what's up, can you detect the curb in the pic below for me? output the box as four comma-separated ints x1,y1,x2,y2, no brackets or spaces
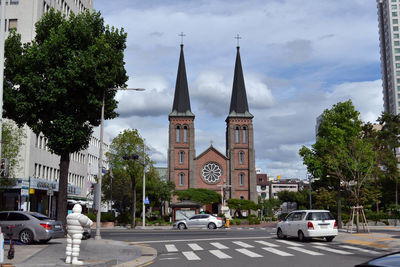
114,244,157,267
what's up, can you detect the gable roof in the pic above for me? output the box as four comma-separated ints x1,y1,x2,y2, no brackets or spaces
195,145,228,160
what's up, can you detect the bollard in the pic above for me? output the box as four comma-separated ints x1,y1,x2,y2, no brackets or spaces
225,219,230,228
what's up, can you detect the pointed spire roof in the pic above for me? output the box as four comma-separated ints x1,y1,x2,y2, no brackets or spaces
170,44,194,117
228,46,253,118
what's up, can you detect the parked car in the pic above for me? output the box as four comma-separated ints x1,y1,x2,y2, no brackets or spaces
173,214,224,230
354,251,400,266
0,211,64,244
276,210,338,242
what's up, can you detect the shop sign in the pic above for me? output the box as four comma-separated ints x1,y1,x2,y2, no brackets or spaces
67,184,81,195
47,189,54,196
21,188,29,196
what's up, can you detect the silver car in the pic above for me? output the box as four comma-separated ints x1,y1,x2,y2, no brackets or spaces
0,211,64,244
173,214,224,230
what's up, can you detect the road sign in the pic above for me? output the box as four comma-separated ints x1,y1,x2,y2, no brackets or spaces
144,196,149,205
47,189,53,196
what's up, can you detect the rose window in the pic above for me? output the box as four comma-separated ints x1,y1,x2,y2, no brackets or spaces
201,162,222,184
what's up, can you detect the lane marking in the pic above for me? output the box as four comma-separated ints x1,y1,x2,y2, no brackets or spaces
288,246,324,256
182,251,201,260
129,236,272,244
339,245,380,254
187,243,203,251
255,240,279,247
313,245,353,255
209,249,232,259
233,241,254,248
210,242,229,249
262,247,293,256
276,240,304,247
236,248,263,258
165,244,178,252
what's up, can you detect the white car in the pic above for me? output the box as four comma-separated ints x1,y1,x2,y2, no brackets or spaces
173,214,224,230
276,210,338,242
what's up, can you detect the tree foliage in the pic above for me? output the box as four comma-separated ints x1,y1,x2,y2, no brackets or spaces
4,9,128,224
174,188,221,205
227,198,259,217
2,120,25,178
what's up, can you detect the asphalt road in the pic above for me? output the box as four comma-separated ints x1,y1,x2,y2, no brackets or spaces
100,228,383,267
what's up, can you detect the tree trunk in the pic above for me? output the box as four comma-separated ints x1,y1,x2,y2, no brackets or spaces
337,179,342,229
57,151,70,228
375,176,379,213
131,175,136,229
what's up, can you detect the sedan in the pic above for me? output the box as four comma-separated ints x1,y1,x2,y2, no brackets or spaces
276,210,338,242
0,211,64,244
173,214,224,230
355,251,400,267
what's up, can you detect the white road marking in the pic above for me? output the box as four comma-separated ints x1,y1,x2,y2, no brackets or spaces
236,248,263,258
165,244,178,252
182,251,201,260
288,246,324,255
255,240,279,247
262,247,294,256
209,249,232,259
233,241,254,248
210,242,229,249
339,245,380,254
276,240,304,247
130,236,272,244
159,257,180,260
313,245,353,255
188,243,203,251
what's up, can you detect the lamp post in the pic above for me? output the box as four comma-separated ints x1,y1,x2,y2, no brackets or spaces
142,142,146,228
95,87,145,240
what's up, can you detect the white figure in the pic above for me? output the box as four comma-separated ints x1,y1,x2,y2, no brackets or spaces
65,204,93,265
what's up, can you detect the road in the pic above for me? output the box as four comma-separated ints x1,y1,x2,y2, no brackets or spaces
100,228,384,267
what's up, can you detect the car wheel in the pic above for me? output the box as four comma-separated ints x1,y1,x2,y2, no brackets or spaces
277,228,286,239
39,238,51,244
208,223,216,229
178,223,186,230
298,230,307,242
325,236,335,242
19,229,34,244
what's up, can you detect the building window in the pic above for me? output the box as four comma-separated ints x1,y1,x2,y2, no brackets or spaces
8,19,17,32
392,4,397,9
10,0,18,4
396,41,400,46
235,126,240,143
179,151,184,164
239,196,245,200
239,173,245,186
179,173,184,186
394,26,399,31
396,71,400,76
242,127,247,143
261,192,267,198
239,151,244,164
176,125,180,143
394,12,399,17
395,48,400,53
261,185,266,190
395,33,400,38
396,63,400,68
183,126,188,143
394,19,399,24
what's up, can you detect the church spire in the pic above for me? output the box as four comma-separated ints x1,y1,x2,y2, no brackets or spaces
228,45,253,118
170,43,194,117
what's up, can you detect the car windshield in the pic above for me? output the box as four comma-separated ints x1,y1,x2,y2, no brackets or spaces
306,212,334,221
30,212,50,221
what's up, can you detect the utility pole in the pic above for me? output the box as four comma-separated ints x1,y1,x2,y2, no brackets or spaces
0,0,6,165
142,142,146,228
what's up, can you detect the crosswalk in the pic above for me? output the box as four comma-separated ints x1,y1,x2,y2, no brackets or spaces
160,239,382,261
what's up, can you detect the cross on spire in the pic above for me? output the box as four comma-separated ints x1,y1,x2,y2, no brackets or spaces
179,32,186,45
234,34,242,47
210,140,214,146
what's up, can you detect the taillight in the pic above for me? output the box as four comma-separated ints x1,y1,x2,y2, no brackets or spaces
217,218,223,221
334,221,337,228
40,223,52,230
307,221,314,230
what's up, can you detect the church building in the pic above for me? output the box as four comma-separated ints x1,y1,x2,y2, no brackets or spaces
168,43,257,214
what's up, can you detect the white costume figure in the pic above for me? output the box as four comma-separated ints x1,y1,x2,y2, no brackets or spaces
65,204,93,265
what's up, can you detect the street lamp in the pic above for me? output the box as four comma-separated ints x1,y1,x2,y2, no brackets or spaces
95,87,145,240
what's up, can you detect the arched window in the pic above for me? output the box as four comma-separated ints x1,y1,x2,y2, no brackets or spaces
239,151,244,164
235,126,240,143
179,173,185,186
183,126,188,143
176,125,181,143
179,151,185,164
239,173,245,186
242,126,247,143
239,195,245,200
261,192,267,199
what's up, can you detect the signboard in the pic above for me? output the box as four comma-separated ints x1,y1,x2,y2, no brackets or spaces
21,189,29,197
144,196,149,205
47,189,53,196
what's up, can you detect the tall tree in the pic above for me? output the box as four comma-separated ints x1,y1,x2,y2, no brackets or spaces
3,9,128,225
1,120,25,178
174,188,221,205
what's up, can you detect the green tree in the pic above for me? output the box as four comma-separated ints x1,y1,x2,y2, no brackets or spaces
4,9,128,224
227,198,259,217
313,188,336,210
105,129,147,228
174,188,221,205
1,120,25,178
259,197,281,217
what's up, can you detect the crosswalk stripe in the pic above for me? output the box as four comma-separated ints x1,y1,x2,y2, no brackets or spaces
262,247,293,256
287,246,324,255
276,240,304,247
165,244,178,252
339,245,380,255
188,243,203,251
182,251,201,260
255,241,279,247
233,241,254,248
236,248,263,258
210,242,229,249
313,245,353,255
209,249,232,259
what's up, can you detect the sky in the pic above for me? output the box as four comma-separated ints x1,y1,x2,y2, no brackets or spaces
93,0,384,180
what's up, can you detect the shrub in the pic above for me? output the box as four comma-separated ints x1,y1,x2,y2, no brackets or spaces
248,217,260,225
116,212,131,225
101,212,116,222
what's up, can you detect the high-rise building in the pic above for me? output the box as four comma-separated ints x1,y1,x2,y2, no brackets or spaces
0,0,103,216
377,0,400,114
